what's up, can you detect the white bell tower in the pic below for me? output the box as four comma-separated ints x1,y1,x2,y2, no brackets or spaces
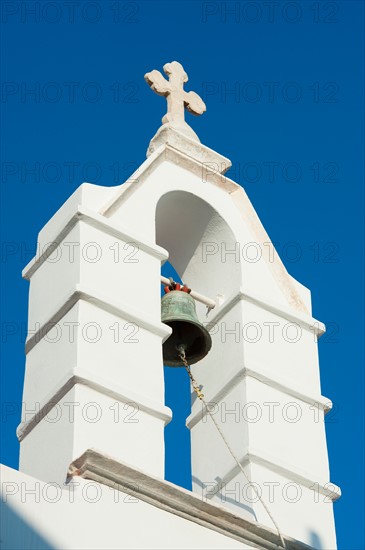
18,60,339,550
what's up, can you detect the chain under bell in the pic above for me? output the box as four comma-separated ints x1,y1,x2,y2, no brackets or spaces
161,289,212,367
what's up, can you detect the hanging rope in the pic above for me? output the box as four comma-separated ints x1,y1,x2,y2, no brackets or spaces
178,347,287,550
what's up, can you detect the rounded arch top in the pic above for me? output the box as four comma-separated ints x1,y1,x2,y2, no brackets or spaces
155,190,243,308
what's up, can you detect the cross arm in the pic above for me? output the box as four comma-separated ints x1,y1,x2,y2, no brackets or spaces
144,70,170,96
184,91,206,116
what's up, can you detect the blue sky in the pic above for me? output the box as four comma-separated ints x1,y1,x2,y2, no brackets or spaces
1,1,364,548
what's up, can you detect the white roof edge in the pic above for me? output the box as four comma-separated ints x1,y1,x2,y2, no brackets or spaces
68,448,314,550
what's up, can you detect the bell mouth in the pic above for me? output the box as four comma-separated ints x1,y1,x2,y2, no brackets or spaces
162,320,212,367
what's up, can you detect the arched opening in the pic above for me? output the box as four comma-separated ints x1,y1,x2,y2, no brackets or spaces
156,191,242,489
161,260,192,490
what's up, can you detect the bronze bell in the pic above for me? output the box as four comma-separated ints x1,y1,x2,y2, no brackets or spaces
161,286,212,367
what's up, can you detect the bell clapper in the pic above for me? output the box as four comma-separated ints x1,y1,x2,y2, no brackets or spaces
178,346,204,399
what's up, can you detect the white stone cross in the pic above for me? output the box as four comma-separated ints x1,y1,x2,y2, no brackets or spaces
145,61,206,129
